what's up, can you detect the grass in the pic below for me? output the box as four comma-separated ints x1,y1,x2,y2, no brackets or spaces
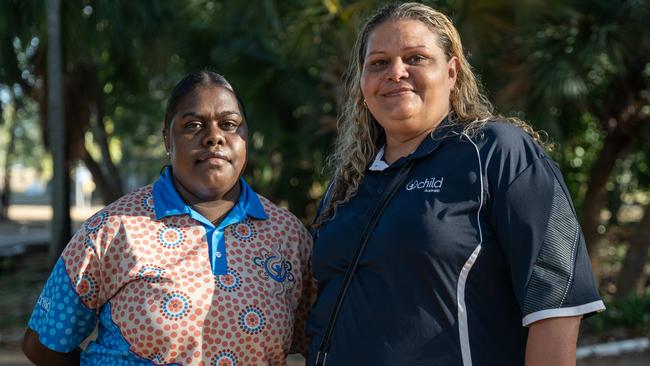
582,292,650,340
0,248,49,345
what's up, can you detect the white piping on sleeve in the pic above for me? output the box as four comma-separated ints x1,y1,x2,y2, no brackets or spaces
523,300,606,326
457,133,484,366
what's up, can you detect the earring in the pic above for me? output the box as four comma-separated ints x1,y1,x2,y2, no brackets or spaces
166,151,170,159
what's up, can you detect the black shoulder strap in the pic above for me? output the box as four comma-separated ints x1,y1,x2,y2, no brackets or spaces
314,160,415,366
310,179,335,241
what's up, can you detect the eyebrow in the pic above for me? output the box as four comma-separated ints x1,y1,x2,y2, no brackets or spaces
180,110,241,119
366,45,429,57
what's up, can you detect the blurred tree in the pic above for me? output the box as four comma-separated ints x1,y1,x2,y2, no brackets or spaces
498,0,650,278
616,203,650,299
0,93,19,221
0,0,179,206
47,0,70,261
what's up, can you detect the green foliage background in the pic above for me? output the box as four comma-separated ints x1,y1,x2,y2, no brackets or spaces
0,0,649,290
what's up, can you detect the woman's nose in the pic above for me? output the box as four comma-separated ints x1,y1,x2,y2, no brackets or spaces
203,123,225,146
386,58,409,81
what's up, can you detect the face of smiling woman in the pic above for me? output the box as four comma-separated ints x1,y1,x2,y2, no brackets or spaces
361,19,458,142
163,85,247,203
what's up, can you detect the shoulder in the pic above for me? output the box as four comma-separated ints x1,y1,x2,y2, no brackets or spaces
476,120,545,157
460,120,553,187
64,185,154,262
103,185,153,216
257,195,306,228
255,194,314,257
256,194,311,239
460,119,547,164
82,185,155,234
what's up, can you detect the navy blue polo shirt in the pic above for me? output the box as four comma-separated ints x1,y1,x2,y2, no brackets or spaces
307,120,604,366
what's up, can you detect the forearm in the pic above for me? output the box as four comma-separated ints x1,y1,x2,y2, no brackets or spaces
525,316,581,366
22,328,81,366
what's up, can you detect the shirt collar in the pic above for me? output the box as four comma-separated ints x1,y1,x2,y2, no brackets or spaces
368,115,458,172
368,146,390,171
152,166,268,224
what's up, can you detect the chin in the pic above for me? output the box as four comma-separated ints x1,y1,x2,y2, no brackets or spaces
378,112,417,126
210,176,240,190
386,104,419,118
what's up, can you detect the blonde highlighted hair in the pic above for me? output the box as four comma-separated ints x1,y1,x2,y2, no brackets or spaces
315,2,548,227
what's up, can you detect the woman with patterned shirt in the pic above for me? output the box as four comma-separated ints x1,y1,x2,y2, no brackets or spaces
22,71,316,366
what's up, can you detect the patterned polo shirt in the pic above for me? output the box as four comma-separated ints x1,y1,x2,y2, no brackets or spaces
28,167,315,366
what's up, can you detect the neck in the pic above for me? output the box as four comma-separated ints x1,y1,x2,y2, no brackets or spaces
382,113,449,164
383,128,432,165
173,177,241,224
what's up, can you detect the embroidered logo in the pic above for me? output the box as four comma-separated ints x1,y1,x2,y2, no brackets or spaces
252,246,295,295
406,176,444,193
36,295,50,313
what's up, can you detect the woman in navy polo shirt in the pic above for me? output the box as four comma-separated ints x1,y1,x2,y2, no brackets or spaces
308,3,604,366
23,71,316,365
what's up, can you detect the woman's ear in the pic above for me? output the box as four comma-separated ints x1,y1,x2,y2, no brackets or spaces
162,128,170,152
448,56,459,89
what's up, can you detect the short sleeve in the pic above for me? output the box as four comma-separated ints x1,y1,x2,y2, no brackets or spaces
290,226,318,355
27,225,101,352
490,156,605,326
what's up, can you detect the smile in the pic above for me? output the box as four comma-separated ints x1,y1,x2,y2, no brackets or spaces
381,88,415,97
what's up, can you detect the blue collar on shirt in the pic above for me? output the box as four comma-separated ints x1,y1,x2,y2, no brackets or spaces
152,166,268,226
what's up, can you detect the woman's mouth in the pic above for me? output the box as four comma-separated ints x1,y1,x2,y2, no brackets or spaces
381,87,415,97
198,151,230,165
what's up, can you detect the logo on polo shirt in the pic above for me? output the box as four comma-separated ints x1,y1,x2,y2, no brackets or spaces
406,176,444,193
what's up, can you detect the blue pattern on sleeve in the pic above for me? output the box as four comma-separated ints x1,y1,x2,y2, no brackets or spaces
82,303,162,365
27,258,97,352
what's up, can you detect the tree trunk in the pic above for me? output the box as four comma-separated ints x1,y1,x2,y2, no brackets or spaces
579,131,628,278
81,144,121,204
65,62,123,205
0,115,17,221
614,205,650,300
91,96,124,202
47,0,71,264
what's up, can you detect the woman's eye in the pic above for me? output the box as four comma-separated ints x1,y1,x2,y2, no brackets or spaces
220,120,239,131
185,121,202,129
406,55,426,64
367,59,387,68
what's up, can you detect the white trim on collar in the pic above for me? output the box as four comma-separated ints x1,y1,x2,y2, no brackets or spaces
369,146,389,171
